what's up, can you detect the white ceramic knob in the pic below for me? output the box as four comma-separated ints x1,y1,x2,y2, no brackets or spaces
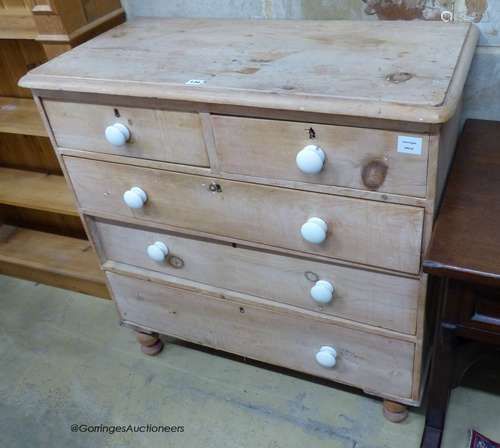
296,145,326,174
301,217,328,244
315,346,337,368
311,280,335,305
105,122,130,146
147,241,169,262
123,187,147,209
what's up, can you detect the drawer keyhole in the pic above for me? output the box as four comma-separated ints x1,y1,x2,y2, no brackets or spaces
209,182,222,193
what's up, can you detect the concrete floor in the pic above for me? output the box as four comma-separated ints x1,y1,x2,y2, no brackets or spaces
0,274,499,448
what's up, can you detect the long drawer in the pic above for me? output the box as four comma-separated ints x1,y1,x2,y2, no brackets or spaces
44,100,210,167
65,157,424,274
212,115,429,197
93,219,420,334
107,271,414,398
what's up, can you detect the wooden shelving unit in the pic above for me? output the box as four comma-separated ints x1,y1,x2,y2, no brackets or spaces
0,97,47,137
0,167,78,215
0,226,108,298
0,5,37,40
0,0,125,298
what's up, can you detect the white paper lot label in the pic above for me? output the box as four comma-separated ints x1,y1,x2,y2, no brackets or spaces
185,79,206,86
397,136,423,155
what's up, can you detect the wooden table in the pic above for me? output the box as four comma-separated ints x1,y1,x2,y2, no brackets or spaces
421,120,500,447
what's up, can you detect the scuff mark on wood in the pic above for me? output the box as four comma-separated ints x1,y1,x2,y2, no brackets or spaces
237,67,260,75
386,71,413,83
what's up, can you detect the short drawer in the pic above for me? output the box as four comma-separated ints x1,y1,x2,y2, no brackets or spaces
65,156,424,274
94,219,420,334
212,115,429,197
107,271,414,398
43,100,209,167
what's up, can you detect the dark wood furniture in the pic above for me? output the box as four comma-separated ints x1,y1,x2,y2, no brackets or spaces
421,119,500,448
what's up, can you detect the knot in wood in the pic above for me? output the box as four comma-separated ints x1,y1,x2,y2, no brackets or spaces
362,160,388,190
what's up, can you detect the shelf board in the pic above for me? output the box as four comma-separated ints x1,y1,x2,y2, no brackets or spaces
0,167,78,216
0,226,109,298
0,10,37,40
0,97,47,137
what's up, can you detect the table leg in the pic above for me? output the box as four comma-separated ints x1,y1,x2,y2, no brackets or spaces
421,324,457,448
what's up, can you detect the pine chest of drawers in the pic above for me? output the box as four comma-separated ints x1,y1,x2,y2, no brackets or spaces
21,18,478,420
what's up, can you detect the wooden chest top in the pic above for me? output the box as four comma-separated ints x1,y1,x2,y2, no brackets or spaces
20,18,478,123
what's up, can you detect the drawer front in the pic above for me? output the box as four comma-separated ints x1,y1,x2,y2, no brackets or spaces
94,219,419,334
107,271,414,398
212,115,429,197
44,100,210,167
66,157,424,274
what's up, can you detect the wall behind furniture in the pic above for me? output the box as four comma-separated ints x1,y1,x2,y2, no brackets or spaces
121,0,500,122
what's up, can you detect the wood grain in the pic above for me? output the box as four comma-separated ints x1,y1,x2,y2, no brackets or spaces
57,147,429,208
0,0,123,298
424,120,500,285
107,270,414,397
0,96,47,136
0,167,78,216
0,3,37,39
213,115,429,197
0,39,46,98
0,133,60,173
0,205,86,238
22,16,478,407
93,218,420,334
0,225,108,298
20,18,479,123
65,156,425,274
44,100,210,167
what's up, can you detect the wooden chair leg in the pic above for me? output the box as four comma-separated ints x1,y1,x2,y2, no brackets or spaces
135,330,164,356
383,400,409,423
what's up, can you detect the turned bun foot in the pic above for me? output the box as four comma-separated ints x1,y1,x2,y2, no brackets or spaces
135,331,164,356
383,400,408,423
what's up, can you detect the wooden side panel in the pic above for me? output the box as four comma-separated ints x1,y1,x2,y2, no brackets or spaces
0,0,37,40
44,100,210,167
64,156,425,274
51,0,87,34
213,115,429,197
0,205,86,238
0,39,46,98
0,97,47,137
93,218,420,334
107,270,415,398
0,1,123,296
0,133,59,173
435,105,462,210
45,0,123,35
82,0,122,23
0,0,33,11
0,167,78,216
